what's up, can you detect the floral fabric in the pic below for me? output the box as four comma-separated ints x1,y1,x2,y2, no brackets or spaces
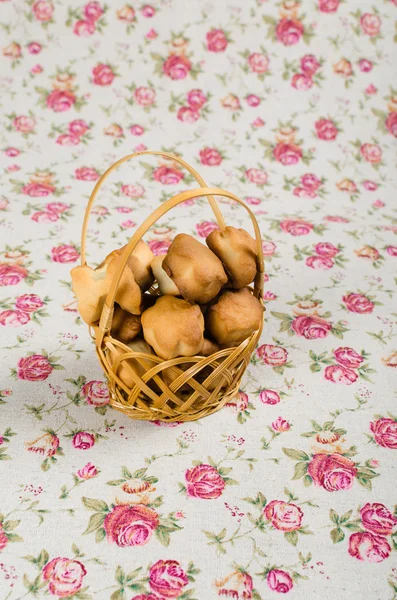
1,0,397,598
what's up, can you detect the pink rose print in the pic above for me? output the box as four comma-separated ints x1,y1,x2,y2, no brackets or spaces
141,5,155,18
301,54,320,75
265,500,303,531
0,310,30,326
84,1,104,21
187,89,207,109
196,221,219,237
13,115,36,133
385,113,397,137
32,0,54,22
273,143,303,165
46,202,70,214
248,52,269,73
32,211,58,223
280,219,313,235
130,124,144,136
199,147,222,166
306,255,334,269
315,118,338,140
206,29,228,52
73,19,96,36
5,147,20,156
46,90,76,112
257,344,288,366
360,143,382,164
315,242,339,257
26,432,60,457
260,389,281,405
121,184,145,198
302,174,322,192
148,240,172,255
245,168,268,185
92,63,115,86
292,73,313,90
324,365,358,385
0,264,28,286
333,347,363,369
22,182,55,197
149,560,188,598
246,94,261,107
262,241,276,256
276,19,304,46
308,453,357,491
215,571,253,598
15,294,43,312
51,245,79,263
0,524,8,552
291,315,332,339
318,0,339,12
77,462,98,479
81,380,109,406
104,504,159,546
75,167,99,181
163,54,191,80
72,432,95,450
185,464,225,499
386,246,397,256
177,107,199,123
131,596,158,600
153,165,184,185
359,59,373,72
360,503,397,536
271,417,290,432
134,86,156,106
42,558,87,596
28,42,42,54
267,569,293,593
18,355,53,381
348,532,391,563
227,391,249,412
342,293,374,314
56,134,80,147
370,418,397,449
360,13,381,36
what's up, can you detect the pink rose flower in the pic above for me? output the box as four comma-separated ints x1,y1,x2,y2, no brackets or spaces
141,5,155,17
31,64,43,74
153,165,184,185
244,196,261,206
291,315,332,339
51,245,79,263
13,115,36,133
267,569,293,593
363,180,377,191
115,206,132,213
246,94,261,107
342,293,374,314
0,199,9,210
15,294,43,313
301,54,320,75
121,220,136,229
273,143,302,165
370,418,397,449
324,364,358,385
163,54,191,80
360,503,397,536
42,558,87,596
315,118,338,140
82,380,109,406
263,290,277,301
257,344,288,366
360,13,381,36
334,347,364,369
293,187,316,199
84,1,103,22
314,241,339,257
31,211,57,224
206,29,228,52
187,89,207,109
5,147,20,157
28,42,42,54
365,84,377,95
386,246,397,256
199,147,222,166
246,168,268,185
291,73,313,90
104,504,159,546
252,117,264,128
146,29,157,40
360,143,382,164
0,263,28,286
121,183,145,198
92,63,114,86
0,525,8,552
77,462,98,479
148,239,172,255
73,19,95,36
26,432,59,457
259,389,280,405
373,200,384,208
276,18,304,45
308,453,357,491
280,219,313,236
185,464,225,499
130,124,144,136
359,59,372,72
18,354,53,381
248,52,269,73
131,596,158,600
271,418,291,433
0,310,30,327
22,182,55,197
348,532,390,563
306,255,334,269
46,202,70,214
32,0,53,22
46,90,76,112
196,221,219,237
385,112,397,138
265,500,302,530
75,167,99,181
72,431,95,450
177,106,200,123
56,134,80,146
226,391,249,412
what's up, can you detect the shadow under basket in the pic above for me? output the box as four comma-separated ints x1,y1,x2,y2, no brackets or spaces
81,150,265,422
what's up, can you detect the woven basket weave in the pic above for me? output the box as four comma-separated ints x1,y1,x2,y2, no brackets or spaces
80,151,264,422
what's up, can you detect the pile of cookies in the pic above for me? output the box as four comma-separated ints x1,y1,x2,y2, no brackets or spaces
71,226,264,387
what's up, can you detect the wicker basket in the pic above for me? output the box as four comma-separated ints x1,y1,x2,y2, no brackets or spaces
80,150,264,422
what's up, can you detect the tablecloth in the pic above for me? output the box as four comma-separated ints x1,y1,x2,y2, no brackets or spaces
1,0,397,598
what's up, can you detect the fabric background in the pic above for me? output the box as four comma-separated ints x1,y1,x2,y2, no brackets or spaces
1,0,397,598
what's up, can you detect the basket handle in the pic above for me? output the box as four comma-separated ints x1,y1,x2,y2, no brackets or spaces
98,186,265,336
80,150,226,265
